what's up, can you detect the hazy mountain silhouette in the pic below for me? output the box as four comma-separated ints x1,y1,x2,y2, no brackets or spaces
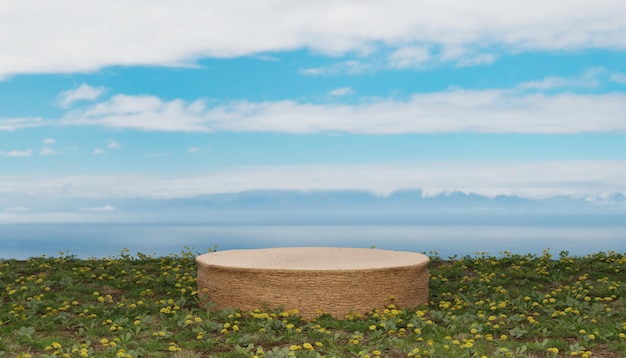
4,189,625,226
91,189,626,215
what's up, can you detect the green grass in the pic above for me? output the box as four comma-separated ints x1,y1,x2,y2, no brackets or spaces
1,248,625,357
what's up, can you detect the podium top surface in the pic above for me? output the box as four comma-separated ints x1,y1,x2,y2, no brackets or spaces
195,247,429,271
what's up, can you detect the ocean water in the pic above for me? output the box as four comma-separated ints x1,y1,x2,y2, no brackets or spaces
1,223,624,260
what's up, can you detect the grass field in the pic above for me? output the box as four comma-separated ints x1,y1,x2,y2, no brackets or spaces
1,247,625,357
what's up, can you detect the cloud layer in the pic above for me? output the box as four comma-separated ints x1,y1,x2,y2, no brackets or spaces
62,90,626,134
57,84,105,107
0,118,45,131
1,161,625,200
0,149,33,157
2,1,626,77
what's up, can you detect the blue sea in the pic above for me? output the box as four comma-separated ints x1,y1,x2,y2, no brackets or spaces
1,223,624,260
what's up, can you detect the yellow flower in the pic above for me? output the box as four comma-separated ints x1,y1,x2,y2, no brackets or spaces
302,342,313,350
547,347,559,354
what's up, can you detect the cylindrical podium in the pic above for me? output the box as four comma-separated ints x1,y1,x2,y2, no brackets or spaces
196,247,430,319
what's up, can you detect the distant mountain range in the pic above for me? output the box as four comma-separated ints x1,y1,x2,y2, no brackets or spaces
4,189,626,225
105,190,626,225
126,189,626,211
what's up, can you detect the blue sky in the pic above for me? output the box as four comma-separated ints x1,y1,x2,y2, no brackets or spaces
2,1,626,220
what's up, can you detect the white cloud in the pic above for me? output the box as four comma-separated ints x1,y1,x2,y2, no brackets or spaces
63,95,210,132
0,118,45,131
519,68,604,90
1,161,624,200
80,205,115,212
90,140,119,155
425,47,498,69
454,53,497,67
302,47,496,76
610,73,626,84
300,61,372,76
63,90,626,134
328,87,354,96
2,1,626,77
187,147,200,153
520,77,574,90
58,84,106,107
387,46,430,69
5,206,30,212
43,138,56,145
40,147,57,156
107,140,120,149
0,149,33,157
